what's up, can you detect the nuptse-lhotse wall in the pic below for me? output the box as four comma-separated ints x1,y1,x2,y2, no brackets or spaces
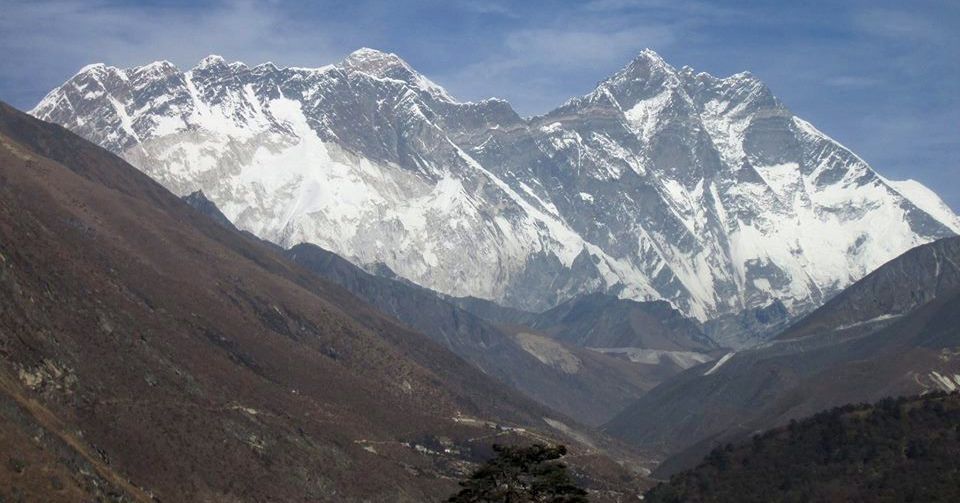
32,48,960,327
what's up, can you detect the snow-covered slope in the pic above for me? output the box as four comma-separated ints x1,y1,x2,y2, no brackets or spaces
31,48,960,329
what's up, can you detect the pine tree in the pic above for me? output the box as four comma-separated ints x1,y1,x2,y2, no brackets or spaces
448,443,589,502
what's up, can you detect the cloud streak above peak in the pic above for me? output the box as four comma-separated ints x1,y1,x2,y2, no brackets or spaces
1,0,957,210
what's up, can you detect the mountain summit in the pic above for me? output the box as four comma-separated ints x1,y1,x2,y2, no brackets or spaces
31,49,959,336
340,47,454,101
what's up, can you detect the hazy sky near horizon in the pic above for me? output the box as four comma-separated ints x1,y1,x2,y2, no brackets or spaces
1,0,957,210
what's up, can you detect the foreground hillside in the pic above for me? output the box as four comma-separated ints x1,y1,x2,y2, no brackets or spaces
645,392,960,502
0,101,644,501
284,242,686,426
181,191,698,427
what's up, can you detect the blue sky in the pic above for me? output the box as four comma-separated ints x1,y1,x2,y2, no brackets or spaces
1,0,957,210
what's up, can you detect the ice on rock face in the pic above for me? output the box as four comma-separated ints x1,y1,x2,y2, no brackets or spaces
197,54,227,69
341,48,454,102
30,49,960,326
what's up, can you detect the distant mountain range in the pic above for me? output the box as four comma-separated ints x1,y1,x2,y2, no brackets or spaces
604,235,960,475
31,49,960,347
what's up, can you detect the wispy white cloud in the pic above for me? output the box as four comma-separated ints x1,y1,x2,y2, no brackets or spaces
583,0,745,20
454,0,519,18
501,26,675,68
824,75,881,89
428,0,759,113
436,16,678,114
854,8,956,45
0,0,338,106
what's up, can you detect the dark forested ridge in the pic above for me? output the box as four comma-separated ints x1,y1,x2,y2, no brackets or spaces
645,392,960,502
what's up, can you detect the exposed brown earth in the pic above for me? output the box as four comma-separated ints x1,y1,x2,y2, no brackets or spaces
280,241,671,427
0,102,648,501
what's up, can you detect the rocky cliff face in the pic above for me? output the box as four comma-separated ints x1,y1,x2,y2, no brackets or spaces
31,48,960,326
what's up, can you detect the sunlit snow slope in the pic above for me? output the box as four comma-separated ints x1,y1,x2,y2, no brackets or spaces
32,48,960,326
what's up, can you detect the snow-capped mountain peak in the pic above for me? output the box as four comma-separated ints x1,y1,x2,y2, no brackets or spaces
31,49,960,337
197,54,227,69
341,47,454,101
342,47,411,75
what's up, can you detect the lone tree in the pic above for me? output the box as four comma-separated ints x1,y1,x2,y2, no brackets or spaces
448,443,589,502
